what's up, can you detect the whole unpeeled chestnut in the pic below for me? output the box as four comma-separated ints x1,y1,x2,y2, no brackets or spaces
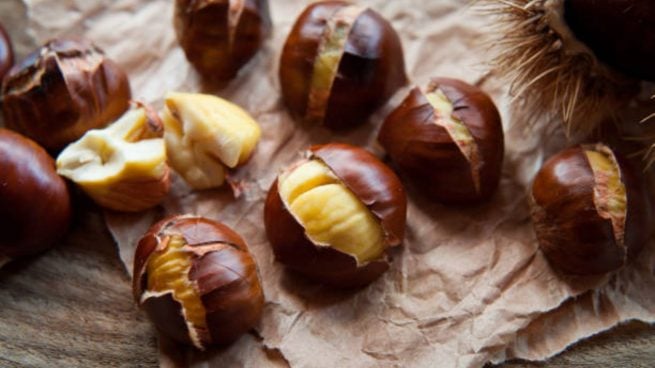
0,23,13,82
280,1,407,129
0,128,71,263
378,78,504,204
133,215,264,349
174,0,271,81
530,144,651,276
264,143,407,288
1,38,131,151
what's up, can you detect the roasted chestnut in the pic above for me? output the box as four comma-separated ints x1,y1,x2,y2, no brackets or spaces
279,1,407,129
174,0,271,81
264,143,407,287
378,78,504,204
0,128,71,263
133,215,264,349
530,144,651,276
0,23,13,82
56,102,171,212
1,38,131,151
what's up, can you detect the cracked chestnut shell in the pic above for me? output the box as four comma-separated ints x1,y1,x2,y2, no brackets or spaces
378,78,504,204
280,0,407,129
264,143,407,288
174,0,271,81
530,144,651,275
0,23,13,82
0,128,71,262
1,38,131,151
133,215,264,349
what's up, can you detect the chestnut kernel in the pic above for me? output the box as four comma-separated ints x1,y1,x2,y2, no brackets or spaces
0,23,14,82
280,1,407,129
1,38,131,151
133,215,264,349
56,102,171,212
174,0,271,81
264,143,407,288
378,78,504,204
530,144,651,276
0,128,72,263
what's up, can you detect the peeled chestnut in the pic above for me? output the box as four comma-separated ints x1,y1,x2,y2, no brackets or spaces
0,23,13,82
280,1,407,129
174,0,271,81
378,78,504,204
133,215,264,349
0,128,71,263
264,143,407,287
530,144,651,276
1,38,131,151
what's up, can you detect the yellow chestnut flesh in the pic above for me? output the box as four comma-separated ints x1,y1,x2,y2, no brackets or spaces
278,160,385,264
162,92,261,190
426,88,480,193
584,147,626,245
146,235,207,347
306,5,366,123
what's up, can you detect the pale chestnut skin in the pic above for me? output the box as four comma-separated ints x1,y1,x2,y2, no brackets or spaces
280,1,407,129
0,23,13,81
264,143,407,288
0,128,72,262
56,102,170,212
133,215,264,349
531,144,652,276
1,38,131,151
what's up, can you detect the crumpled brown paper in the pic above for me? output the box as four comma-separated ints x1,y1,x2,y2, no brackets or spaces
23,0,655,367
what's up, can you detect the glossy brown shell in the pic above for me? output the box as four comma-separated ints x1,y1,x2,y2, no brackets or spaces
133,215,264,348
174,0,271,80
0,128,72,259
378,78,504,204
530,146,651,275
564,0,655,81
1,38,131,151
264,143,407,288
279,1,407,129
0,23,13,82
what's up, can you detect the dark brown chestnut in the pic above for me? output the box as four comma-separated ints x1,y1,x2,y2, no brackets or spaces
0,23,13,82
1,38,131,151
264,143,407,288
174,0,271,81
133,215,264,349
378,78,504,204
279,1,407,129
0,128,72,263
530,144,651,276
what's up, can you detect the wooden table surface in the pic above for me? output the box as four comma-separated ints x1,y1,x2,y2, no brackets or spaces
1,2,654,367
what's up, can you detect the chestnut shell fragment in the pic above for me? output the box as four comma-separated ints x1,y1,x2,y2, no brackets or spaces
0,23,13,82
1,38,131,151
530,146,651,275
264,143,407,288
133,215,264,348
280,1,407,129
378,78,504,204
0,128,71,260
174,0,271,81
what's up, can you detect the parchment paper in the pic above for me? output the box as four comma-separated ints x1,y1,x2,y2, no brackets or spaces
22,0,655,367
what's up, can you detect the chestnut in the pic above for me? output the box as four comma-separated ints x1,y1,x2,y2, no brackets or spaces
133,215,264,349
174,0,271,81
1,38,131,151
0,23,13,82
0,128,72,263
279,1,407,129
530,144,651,276
378,78,504,204
264,143,407,288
